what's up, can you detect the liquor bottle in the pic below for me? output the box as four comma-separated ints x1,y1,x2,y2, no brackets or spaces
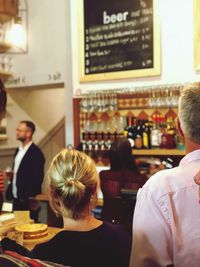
134,120,143,149
81,132,87,151
124,116,133,139
165,121,176,149
93,132,99,151
147,122,152,149
105,132,112,150
97,132,102,149
143,120,151,149
87,132,93,151
159,123,169,148
100,132,105,151
131,117,137,144
151,122,159,148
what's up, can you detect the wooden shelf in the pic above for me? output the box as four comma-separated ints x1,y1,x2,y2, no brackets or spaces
78,148,185,157
0,41,11,52
0,13,13,22
132,149,186,156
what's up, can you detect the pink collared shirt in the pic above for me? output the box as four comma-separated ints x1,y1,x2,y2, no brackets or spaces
130,149,200,267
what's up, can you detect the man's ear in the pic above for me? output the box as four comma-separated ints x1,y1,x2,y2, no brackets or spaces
176,117,184,137
26,130,32,139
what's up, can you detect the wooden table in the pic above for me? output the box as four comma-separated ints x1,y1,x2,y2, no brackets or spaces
4,226,63,250
0,211,34,239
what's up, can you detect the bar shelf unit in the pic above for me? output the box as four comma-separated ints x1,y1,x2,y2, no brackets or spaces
73,84,186,167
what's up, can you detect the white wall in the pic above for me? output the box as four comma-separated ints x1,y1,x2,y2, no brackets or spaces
1,87,65,149
71,0,200,95
5,0,67,87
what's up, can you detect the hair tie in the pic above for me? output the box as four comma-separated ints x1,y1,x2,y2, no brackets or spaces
65,178,74,186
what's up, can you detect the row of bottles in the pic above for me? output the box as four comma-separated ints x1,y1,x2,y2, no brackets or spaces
124,116,178,149
124,117,151,149
79,116,183,152
79,131,121,152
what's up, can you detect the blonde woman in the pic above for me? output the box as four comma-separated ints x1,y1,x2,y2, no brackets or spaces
2,149,131,267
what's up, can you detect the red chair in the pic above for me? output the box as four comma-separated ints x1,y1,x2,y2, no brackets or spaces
100,171,143,232
100,176,123,224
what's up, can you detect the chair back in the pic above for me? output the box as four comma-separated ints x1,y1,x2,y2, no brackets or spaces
101,178,121,199
100,171,141,232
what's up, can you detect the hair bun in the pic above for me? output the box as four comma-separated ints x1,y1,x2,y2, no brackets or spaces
49,148,99,219
65,178,74,187
64,178,85,192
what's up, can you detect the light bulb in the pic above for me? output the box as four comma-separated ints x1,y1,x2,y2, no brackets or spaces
6,21,26,48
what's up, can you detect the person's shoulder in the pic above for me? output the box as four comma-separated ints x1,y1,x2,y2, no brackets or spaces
142,167,180,197
147,167,179,185
30,143,40,150
30,143,44,156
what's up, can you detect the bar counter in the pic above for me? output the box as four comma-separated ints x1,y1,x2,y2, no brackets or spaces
132,148,185,156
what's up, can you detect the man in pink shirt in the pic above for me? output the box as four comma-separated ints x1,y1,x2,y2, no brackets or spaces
129,83,200,267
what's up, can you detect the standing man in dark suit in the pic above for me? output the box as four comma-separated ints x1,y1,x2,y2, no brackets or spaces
6,120,45,222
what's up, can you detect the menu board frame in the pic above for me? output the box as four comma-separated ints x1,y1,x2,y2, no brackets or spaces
79,0,160,82
194,0,200,70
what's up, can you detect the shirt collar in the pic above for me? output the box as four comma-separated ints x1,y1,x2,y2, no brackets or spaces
19,141,33,151
179,149,200,166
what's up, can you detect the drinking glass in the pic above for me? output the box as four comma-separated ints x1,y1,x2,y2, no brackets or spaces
4,166,13,180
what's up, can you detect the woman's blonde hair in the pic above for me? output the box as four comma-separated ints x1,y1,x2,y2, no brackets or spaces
48,149,99,219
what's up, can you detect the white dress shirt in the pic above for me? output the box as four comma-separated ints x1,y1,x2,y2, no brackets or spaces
12,142,32,198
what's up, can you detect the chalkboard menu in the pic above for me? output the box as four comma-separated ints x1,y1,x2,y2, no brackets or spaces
79,0,160,82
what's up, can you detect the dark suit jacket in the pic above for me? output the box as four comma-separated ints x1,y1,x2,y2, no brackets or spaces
6,143,45,201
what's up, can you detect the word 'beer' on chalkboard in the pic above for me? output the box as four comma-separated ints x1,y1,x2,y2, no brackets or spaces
79,0,160,82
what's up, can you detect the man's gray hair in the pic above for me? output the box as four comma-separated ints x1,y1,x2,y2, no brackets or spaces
179,82,200,144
